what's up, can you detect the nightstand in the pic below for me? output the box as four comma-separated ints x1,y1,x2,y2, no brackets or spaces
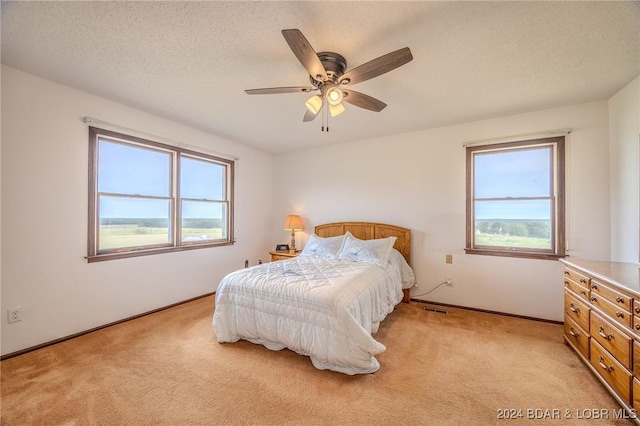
269,251,299,262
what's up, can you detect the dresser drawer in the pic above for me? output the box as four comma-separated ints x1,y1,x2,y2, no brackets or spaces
590,292,632,329
590,339,632,404
633,316,640,334
271,254,291,261
269,251,299,262
590,311,632,369
633,300,640,334
635,342,640,377
634,378,640,414
565,290,590,332
590,279,632,312
564,278,590,302
564,315,589,359
563,268,591,289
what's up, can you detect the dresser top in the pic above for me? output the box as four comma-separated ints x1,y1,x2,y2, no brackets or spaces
561,258,640,295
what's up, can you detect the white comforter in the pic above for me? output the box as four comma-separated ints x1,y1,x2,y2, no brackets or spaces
213,253,412,375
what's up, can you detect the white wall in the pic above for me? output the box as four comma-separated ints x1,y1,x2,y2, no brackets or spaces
1,66,273,355
609,76,640,264
273,101,611,321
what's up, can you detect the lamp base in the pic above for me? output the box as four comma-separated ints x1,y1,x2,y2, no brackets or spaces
290,231,296,253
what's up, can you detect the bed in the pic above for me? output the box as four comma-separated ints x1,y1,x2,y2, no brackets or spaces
212,222,415,375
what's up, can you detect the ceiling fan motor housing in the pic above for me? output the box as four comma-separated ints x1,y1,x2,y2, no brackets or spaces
310,52,347,87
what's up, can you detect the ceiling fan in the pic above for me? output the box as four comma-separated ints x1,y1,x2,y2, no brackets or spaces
245,29,413,126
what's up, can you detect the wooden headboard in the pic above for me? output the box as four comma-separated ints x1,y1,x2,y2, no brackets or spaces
315,221,411,266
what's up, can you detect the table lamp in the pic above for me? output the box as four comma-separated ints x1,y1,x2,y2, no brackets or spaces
283,214,303,253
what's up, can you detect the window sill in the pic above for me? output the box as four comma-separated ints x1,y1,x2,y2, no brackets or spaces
87,241,234,263
464,248,565,261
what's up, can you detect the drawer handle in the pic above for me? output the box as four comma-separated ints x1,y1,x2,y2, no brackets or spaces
591,296,598,302
580,278,587,284
616,311,625,318
598,356,614,372
580,290,587,296
635,324,640,330
598,326,613,340
564,271,570,276
591,284,598,290
568,327,580,338
569,303,580,313
564,280,570,286
636,307,640,314
616,297,624,303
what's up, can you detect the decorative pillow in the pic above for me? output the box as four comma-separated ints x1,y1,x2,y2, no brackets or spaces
337,233,397,267
299,233,345,259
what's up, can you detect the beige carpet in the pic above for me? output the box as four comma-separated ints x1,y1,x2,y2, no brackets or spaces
0,295,631,425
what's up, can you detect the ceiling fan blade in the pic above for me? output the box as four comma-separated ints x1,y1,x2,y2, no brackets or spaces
342,89,387,112
282,29,327,82
245,86,315,95
338,47,413,86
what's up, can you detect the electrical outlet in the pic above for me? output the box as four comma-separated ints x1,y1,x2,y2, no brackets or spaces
445,276,453,286
7,307,23,323
445,254,453,264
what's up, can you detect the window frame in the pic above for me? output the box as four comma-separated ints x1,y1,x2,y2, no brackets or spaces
465,136,565,260
87,127,234,262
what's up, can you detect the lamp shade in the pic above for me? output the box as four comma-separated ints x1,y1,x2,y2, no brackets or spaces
283,214,303,231
305,95,323,115
329,102,345,117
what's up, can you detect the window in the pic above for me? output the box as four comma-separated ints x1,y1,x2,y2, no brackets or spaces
465,136,565,259
88,127,234,262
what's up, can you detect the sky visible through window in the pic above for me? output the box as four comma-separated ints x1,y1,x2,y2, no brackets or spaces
98,140,224,220
474,146,552,221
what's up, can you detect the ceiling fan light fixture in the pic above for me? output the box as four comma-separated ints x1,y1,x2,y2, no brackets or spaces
326,87,343,106
305,95,323,114
329,102,345,117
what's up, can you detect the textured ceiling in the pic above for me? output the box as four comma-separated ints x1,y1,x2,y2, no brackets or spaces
2,1,639,154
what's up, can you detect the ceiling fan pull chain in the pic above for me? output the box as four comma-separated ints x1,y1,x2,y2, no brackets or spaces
326,104,331,132
321,103,326,132
327,105,330,132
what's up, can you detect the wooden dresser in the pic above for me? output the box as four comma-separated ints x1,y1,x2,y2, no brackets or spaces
562,258,640,419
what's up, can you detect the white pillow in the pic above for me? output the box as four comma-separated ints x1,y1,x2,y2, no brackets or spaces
299,233,345,259
337,233,397,267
